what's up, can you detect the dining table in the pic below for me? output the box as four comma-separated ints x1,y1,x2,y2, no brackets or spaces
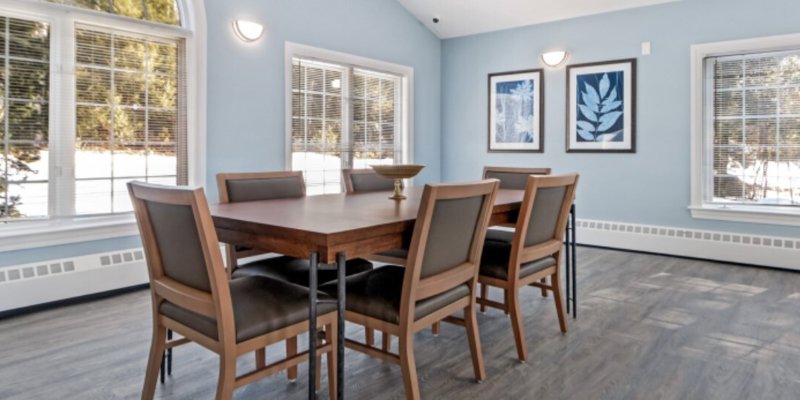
209,186,577,399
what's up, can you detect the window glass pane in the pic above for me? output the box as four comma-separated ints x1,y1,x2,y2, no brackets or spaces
50,0,181,26
1,17,49,220
75,27,183,215
709,50,800,206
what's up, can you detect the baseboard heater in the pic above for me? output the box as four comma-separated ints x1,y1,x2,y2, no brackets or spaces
1,219,798,315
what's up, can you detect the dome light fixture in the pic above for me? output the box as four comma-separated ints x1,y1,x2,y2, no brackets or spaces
541,50,568,67
233,20,264,42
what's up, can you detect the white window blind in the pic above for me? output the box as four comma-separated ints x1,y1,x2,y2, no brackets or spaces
291,57,402,195
74,26,186,215
707,50,800,207
0,16,50,219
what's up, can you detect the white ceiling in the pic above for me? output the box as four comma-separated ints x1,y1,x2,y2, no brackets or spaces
397,0,679,39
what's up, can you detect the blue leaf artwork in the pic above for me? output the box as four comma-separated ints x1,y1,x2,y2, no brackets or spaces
495,79,535,144
575,71,624,142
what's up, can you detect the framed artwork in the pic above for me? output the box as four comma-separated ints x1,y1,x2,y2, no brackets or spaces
488,69,544,152
566,58,636,153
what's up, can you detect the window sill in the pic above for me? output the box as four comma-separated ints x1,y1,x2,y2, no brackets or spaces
689,204,800,227
0,214,140,253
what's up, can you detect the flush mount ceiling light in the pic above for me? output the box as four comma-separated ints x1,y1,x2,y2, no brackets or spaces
541,50,568,67
233,20,264,42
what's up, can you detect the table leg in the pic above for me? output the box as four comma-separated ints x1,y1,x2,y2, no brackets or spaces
308,252,319,400
565,214,572,315
571,205,577,320
336,252,346,400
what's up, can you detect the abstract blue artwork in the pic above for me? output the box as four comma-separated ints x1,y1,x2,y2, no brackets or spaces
567,59,636,152
489,69,543,152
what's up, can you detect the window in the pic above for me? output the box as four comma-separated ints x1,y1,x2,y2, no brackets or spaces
287,44,411,195
0,0,191,222
691,34,800,226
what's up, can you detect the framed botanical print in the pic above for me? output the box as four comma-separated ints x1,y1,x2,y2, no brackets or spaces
488,69,544,152
566,59,636,153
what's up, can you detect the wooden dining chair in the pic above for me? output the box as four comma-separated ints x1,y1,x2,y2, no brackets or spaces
321,179,499,400
476,174,579,362
128,181,338,400
216,171,374,285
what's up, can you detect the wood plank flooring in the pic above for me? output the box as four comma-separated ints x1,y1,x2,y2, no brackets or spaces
1,247,799,399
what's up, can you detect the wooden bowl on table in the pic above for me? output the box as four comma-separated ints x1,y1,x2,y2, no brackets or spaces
370,164,425,200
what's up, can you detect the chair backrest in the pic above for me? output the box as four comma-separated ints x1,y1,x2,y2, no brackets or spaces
482,166,551,190
400,180,499,321
509,174,579,276
342,168,397,193
128,181,235,343
216,171,306,203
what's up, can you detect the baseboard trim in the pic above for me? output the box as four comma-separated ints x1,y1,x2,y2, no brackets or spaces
0,284,149,320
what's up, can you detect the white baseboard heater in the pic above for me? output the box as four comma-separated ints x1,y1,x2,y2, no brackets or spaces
1,219,798,314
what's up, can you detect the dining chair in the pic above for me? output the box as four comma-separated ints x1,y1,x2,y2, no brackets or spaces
216,171,374,285
476,174,579,362
217,170,373,382
341,168,409,265
321,179,499,400
128,181,338,400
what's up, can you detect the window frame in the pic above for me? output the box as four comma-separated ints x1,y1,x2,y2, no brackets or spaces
283,41,414,190
690,32,800,227
0,0,206,252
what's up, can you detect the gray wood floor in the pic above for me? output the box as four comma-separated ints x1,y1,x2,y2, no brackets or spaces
2,247,799,400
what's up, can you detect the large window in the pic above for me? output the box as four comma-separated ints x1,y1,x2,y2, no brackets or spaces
0,0,189,221
691,34,800,225
289,47,409,195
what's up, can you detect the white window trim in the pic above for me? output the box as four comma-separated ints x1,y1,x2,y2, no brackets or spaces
283,42,414,172
689,32,800,227
0,0,207,252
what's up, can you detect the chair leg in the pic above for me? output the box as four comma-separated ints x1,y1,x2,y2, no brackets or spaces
366,327,375,347
464,303,486,382
316,328,324,392
286,336,298,382
551,272,568,334
327,323,338,400
432,322,440,336
399,332,421,400
480,283,487,313
215,352,237,400
382,332,391,353
508,288,528,362
142,325,167,400
540,277,549,297
255,348,266,369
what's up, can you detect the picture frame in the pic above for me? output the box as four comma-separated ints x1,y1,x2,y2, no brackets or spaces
488,68,544,152
566,58,636,153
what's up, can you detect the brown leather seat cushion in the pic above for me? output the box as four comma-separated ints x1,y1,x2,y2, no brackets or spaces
160,276,335,343
319,266,470,324
374,248,409,259
481,230,556,281
232,256,374,287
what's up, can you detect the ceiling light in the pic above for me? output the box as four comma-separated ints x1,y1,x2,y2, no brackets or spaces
233,20,264,42
541,50,568,67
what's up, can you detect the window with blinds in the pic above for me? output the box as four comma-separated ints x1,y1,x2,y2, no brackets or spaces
707,50,800,207
75,27,186,214
291,57,402,195
0,17,50,219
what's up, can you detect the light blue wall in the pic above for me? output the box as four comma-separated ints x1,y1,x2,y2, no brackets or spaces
205,0,442,200
0,0,440,267
441,0,800,238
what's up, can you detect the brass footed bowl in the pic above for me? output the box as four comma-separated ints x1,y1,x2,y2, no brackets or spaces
371,164,425,200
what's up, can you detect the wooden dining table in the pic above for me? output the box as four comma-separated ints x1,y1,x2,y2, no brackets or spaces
208,186,577,399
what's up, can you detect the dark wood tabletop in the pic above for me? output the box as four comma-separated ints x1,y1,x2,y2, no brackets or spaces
210,186,524,263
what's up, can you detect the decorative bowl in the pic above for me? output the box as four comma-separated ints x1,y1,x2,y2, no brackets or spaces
370,164,425,200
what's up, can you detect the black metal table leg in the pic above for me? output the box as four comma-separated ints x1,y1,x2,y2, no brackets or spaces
565,212,572,315
167,329,173,375
308,252,319,400
336,252,346,400
570,205,577,319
